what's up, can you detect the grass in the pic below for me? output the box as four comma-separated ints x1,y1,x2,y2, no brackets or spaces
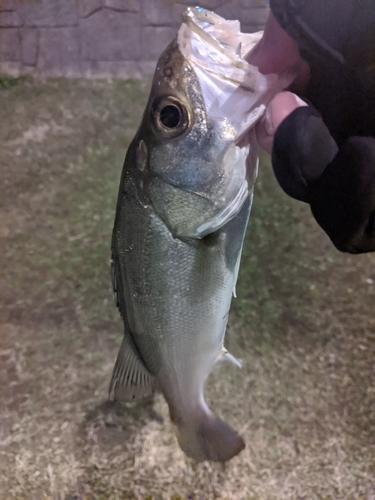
0,75,29,90
0,77,374,499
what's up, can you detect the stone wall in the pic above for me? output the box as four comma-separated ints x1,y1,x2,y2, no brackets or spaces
0,0,269,78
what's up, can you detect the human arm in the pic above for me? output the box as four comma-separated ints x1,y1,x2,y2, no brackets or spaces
248,0,375,253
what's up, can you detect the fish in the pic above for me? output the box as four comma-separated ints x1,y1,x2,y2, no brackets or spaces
109,7,279,462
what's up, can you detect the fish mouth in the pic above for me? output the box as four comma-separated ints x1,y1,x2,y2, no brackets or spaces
178,7,285,141
181,6,262,86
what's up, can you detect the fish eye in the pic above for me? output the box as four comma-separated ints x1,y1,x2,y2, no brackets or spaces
159,104,181,128
152,97,190,138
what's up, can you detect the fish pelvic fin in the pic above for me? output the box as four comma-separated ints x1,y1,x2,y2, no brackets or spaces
109,333,155,403
215,346,242,368
174,409,245,463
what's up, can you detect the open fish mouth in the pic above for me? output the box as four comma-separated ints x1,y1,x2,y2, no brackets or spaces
178,6,280,133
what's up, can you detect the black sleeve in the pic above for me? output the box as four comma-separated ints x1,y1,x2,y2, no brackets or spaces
269,0,375,253
272,107,375,254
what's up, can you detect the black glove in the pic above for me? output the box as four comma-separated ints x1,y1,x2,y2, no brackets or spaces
272,107,375,253
270,0,375,253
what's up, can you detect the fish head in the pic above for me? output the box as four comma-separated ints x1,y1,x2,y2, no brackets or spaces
131,39,254,238
130,8,276,238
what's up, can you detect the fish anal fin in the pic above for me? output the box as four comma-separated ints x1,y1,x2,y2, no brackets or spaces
109,332,155,403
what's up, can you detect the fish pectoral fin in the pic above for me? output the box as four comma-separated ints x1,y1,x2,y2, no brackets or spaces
109,333,155,403
215,346,242,368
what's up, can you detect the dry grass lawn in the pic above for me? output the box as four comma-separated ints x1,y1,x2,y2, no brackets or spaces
0,77,374,499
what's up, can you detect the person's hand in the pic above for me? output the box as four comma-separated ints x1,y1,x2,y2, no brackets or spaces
247,7,375,254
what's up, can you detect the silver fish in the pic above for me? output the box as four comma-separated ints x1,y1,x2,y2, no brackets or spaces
109,9,268,462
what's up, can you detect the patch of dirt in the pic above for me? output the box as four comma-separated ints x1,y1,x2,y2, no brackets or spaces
0,78,374,499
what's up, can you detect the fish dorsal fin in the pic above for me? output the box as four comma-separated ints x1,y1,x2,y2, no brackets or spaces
109,332,155,403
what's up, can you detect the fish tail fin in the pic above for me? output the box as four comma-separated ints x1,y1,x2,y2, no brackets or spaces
174,408,245,463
